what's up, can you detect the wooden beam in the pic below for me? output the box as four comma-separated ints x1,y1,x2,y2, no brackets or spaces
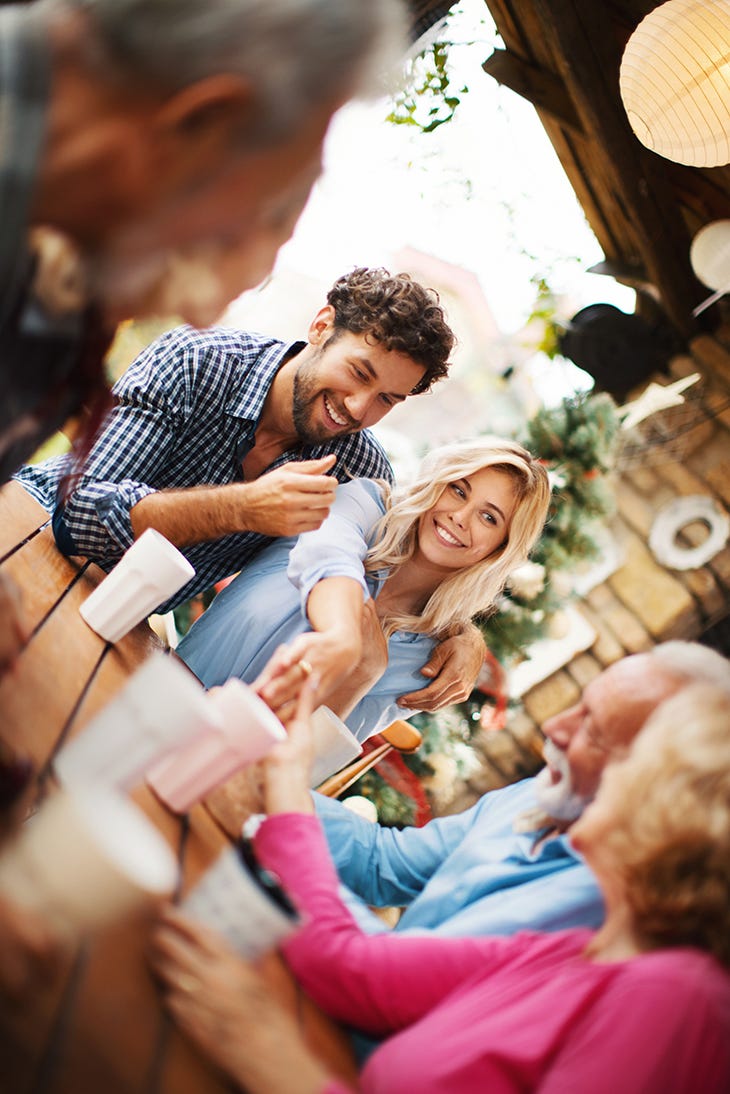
482,48,584,134
527,0,706,337
587,257,652,291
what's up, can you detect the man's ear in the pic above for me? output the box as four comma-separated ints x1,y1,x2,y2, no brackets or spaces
308,305,336,345
154,74,254,169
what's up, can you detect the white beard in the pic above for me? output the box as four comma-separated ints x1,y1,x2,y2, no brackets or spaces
533,739,592,822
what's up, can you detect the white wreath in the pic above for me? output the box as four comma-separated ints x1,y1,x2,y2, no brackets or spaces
649,495,729,571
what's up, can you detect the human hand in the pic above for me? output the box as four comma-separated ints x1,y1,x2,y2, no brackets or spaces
254,629,360,723
149,907,330,1094
0,573,28,676
397,624,486,712
237,456,338,537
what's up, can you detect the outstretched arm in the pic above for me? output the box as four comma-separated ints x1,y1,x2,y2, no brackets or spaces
397,622,485,712
56,328,338,563
256,576,365,718
314,790,483,909
256,479,386,718
150,688,503,1094
321,599,388,719
256,693,501,1034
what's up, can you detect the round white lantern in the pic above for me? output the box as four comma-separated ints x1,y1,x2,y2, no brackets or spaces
689,220,730,290
619,0,730,167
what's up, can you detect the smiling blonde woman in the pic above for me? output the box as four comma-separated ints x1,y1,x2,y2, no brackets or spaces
177,437,550,741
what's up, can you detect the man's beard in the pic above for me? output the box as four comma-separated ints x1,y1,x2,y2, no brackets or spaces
292,358,354,445
291,365,324,444
533,739,592,822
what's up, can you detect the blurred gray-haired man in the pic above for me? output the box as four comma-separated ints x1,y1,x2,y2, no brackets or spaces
0,0,406,670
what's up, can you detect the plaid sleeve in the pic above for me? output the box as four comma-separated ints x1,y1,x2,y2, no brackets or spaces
59,327,197,561
332,429,394,486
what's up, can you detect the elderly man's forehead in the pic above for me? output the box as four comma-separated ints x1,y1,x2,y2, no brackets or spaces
590,654,682,748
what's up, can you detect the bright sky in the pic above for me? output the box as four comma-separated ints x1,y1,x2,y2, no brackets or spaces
226,0,635,404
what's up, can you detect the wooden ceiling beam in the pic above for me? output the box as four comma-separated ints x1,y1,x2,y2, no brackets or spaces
482,48,584,134
524,0,706,337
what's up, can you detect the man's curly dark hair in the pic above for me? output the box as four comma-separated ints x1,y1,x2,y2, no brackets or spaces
325,267,454,394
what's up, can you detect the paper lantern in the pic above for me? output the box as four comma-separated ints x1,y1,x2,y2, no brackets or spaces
619,0,730,167
689,219,730,289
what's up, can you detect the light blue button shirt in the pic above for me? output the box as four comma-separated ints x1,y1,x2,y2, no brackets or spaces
178,478,434,742
315,777,604,936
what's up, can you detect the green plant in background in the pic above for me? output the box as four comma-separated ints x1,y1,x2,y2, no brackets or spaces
522,276,563,360
351,391,621,825
387,39,468,134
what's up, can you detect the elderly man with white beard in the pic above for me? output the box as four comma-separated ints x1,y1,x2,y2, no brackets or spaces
313,641,730,938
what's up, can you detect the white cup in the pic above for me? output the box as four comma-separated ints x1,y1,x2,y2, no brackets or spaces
0,787,178,939
182,843,300,959
146,679,287,814
309,706,362,788
54,652,219,792
79,528,195,643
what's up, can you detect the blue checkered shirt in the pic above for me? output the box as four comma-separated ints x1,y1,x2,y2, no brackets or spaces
16,324,393,611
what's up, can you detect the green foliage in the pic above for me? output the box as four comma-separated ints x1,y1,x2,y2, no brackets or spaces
408,705,480,774
387,40,468,134
476,586,562,668
352,773,417,828
523,277,562,359
525,391,619,475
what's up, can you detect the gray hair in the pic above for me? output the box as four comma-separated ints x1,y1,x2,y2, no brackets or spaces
649,641,730,691
45,0,407,145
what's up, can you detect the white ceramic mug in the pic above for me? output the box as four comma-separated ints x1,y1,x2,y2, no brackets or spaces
0,787,178,939
54,652,218,792
309,706,363,787
80,528,195,643
146,679,287,814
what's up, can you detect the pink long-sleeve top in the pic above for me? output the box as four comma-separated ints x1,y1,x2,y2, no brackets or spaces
254,814,730,1094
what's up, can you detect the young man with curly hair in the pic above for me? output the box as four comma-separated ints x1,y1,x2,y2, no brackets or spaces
17,267,486,711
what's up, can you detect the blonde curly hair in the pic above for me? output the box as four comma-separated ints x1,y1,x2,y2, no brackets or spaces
365,437,551,638
604,684,730,968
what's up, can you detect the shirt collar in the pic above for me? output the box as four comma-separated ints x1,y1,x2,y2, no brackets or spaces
224,338,305,422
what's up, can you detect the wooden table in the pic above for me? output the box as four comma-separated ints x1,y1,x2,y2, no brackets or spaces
0,481,358,1094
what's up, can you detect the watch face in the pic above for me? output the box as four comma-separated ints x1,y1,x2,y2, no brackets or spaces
236,836,300,922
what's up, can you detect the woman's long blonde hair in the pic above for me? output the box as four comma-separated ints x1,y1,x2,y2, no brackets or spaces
365,437,551,637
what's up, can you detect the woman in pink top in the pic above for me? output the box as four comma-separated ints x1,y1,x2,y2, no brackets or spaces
149,683,730,1093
